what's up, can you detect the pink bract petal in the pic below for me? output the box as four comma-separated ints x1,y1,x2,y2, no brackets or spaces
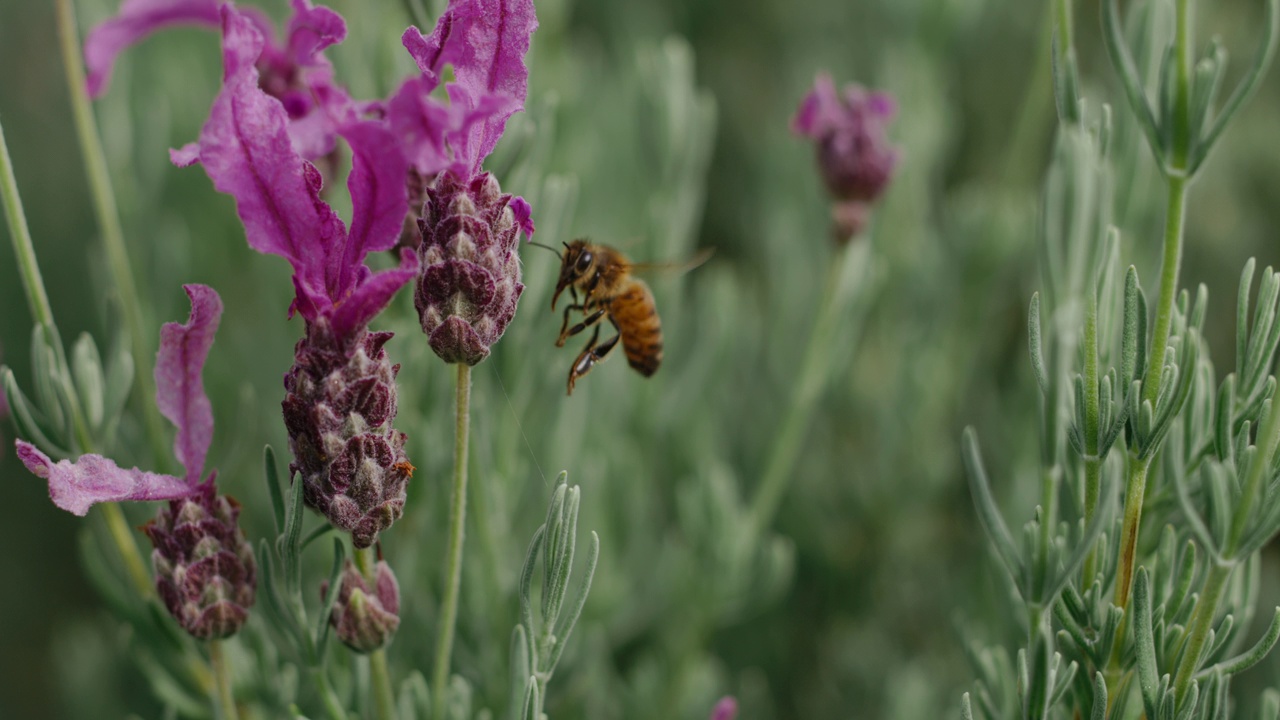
510,195,534,239
16,441,195,516
84,0,220,98
330,249,420,341
338,120,410,291
155,284,222,483
284,0,346,65
191,5,346,318
791,72,840,139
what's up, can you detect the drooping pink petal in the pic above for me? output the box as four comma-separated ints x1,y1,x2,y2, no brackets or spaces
188,5,346,318
329,249,420,341
337,120,410,293
443,82,522,176
284,0,347,65
17,441,195,516
386,75,454,176
791,72,841,139
84,0,221,98
155,285,222,483
509,195,534,239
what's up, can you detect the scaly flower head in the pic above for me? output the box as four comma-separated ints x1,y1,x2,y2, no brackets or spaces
86,0,352,159
15,286,257,639
388,0,538,364
792,73,898,240
174,5,416,547
324,559,401,653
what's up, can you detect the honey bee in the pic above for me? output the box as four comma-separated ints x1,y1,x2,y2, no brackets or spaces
545,239,711,395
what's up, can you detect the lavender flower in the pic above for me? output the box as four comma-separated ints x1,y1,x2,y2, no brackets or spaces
175,6,416,548
15,286,256,638
87,0,353,160
792,73,898,241
709,697,738,720
387,0,538,365
324,559,401,653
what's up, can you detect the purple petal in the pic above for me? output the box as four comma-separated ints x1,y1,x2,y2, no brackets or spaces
510,195,534,239
337,120,410,292
284,0,347,65
709,697,738,720
186,6,346,317
443,83,522,176
84,0,220,98
791,72,840,139
16,441,194,516
387,75,454,176
445,0,538,172
329,249,419,340
155,284,222,483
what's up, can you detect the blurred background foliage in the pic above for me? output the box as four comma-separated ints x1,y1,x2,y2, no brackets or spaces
3,0,1280,717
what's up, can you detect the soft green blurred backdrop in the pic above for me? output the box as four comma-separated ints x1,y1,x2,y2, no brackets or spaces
3,0,1280,717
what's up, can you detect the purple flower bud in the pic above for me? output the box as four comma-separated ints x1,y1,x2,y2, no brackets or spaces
325,559,401,653
414,170,526,365
709,696,738,720
283,318,412,549
793,73,898,241
143,481,256,640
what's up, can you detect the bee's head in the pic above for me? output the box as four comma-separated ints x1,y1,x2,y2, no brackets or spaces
552,239,595,310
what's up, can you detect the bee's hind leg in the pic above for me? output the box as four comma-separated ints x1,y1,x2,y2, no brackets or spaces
567,327,621,395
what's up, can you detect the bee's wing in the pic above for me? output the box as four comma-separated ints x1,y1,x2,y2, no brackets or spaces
630,247,715,276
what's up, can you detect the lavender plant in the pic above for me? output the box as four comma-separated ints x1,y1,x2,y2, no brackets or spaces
963,0,1280,717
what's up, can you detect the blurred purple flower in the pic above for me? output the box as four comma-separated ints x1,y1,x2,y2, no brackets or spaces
16,285,223,513
86,0,353,159
391,0,538,364
175,5,416,547
710,696,738,720
792,73,898,240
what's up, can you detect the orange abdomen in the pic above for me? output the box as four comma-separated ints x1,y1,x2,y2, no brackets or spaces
610,280,663,376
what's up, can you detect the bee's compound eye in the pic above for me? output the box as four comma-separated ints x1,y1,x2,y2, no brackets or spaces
576,251,593,272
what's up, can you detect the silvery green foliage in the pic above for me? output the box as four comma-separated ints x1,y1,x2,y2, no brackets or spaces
962,1,1280,718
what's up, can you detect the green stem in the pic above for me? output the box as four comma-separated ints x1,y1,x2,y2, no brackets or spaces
311,668,350,720
0,119,53,328
1113,453,1150,609
1172,561,1232,705
1141,174,1189,407
745,240,870,546
355,547,396,720
433,362,472,720
1171,0,1195,168
54,0,169,469
209,639,240,720
2,117,157,601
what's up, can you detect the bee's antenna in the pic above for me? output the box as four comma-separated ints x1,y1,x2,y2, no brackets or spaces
526,241,563,259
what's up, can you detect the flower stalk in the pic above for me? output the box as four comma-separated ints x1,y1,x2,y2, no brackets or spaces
54,0,169,470
209,639,240,720
354,547,396,720
433,362,472,719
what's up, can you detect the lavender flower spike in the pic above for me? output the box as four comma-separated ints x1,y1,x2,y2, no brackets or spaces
178,5,417,547
391,0,538,365
792,73,899,241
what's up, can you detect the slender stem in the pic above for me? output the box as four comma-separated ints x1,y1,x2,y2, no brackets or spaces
102,503,154,597
354,547,396,720
1171,0,1195,169
1054,0,1074,53
54,0,169,469
311,668,350,720
1112,453,1150,608
433,362,472,720
0,119,54,328
209,639,240,720
1141,174,1190,406
745,240,870,546
1172,561,1232,704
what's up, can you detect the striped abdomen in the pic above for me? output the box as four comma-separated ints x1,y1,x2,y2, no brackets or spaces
610,280,663,377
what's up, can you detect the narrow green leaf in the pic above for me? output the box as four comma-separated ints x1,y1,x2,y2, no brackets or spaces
548,531,599,674
1215,375,1236,461
508,626,531,720
1029,293,1049,395
314,538,346,662
518,526,546,640
1239,259,1259,380
70,333,104,430
1134,567,1161,717
961,693,974,720
1191,0,1280,173
961,428,1024,593
1102,0,1165,162
265,446,286,539
1090,671,1108,720
1197,607,1280,680
2,367,69,458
